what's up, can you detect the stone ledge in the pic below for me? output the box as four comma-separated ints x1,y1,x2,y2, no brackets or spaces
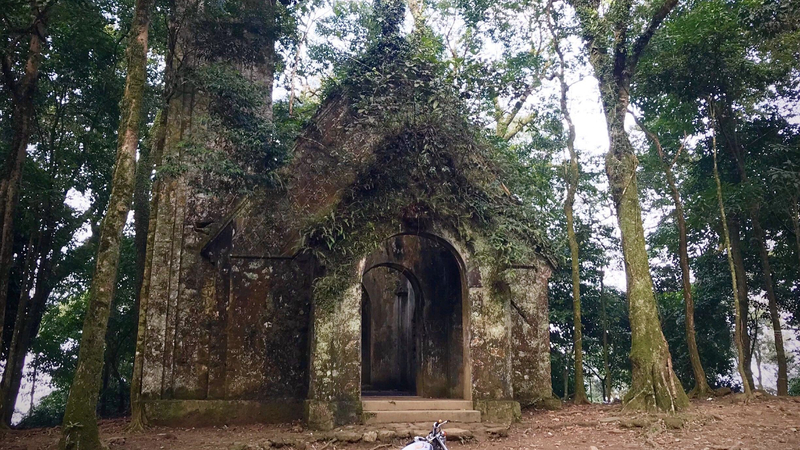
144,399,304,427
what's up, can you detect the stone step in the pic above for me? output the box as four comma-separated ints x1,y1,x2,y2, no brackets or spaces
362,399,474,412
363,409,481,424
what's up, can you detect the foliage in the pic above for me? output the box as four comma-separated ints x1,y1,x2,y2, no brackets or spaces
179,63,289,192
301,27,556,308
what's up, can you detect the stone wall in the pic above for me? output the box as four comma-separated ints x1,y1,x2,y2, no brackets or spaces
139,215,553,428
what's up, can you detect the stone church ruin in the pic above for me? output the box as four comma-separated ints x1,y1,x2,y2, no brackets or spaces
134,30,556,430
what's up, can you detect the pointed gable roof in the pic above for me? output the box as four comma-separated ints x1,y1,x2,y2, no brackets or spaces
202,34,555,268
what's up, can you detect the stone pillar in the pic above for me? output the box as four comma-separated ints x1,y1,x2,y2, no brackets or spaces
306,262,364,430
468,265,520,423
507,263,554,407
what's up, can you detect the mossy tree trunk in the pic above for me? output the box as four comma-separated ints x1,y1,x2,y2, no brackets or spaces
709,115,752,400
549,11,588,405
633,117,711,397
792,197,800,272
569,0,688,412
713,99,787,396
727,216,754,390
600,273,611,402
59,0,154,447
607,122,687,411
0,9,48,355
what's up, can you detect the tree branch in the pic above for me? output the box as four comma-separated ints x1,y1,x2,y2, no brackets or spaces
628,0,679,71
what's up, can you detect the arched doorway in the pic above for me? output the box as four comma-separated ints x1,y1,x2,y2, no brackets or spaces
360,234,466,399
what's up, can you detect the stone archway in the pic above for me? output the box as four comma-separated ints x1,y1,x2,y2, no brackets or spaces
360,234,467,400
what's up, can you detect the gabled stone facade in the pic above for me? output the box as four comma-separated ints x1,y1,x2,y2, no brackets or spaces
135,36,555,431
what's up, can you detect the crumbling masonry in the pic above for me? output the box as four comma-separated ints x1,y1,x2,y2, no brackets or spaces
135,35,555,431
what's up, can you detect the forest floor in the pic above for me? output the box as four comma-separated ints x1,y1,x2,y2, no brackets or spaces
2,394,799,450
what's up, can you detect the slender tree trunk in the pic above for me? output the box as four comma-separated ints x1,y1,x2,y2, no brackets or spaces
133,135,151,307
750,214,788,395
111,360,125,415
568,0,684,414
0,201,56,426
714,101,787,396
600,376,606,402
127,105,154,428
551,19,588,405
563,351,569,400
0,234,36,427
0,259,53,426
789,199,800,271
755,344,763,391
752,319,763,390
600,273,611,402
59,0,153,447
634,118,711,396
29,360,37,412
710,114,752,400
792,197,800,271
0,18,47,354
727,217,754,390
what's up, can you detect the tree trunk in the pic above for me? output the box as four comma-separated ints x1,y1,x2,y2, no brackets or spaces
0,255,53,426
600,274,611,402
714,100,787,396
600,86,688,411
133,131,151,308
566,0,686,410
710,116,752,399
552,22,589,405
563,352,569,400
59,0,153,447
0,234,36,427
792,197,800,271
727,216,754,390
755,344,763,391
0,201,55,426
0,18,47,354
749,212,788,395
29,360,37,412
634,118,711,396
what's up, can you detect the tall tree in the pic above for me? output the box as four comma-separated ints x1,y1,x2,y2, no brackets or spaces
59,0,154,446
709,108,752,400
566,0,688,411
712,97,788,396
547,4,588,405
0,0,54,354
633,116,712,396
633,0,800,393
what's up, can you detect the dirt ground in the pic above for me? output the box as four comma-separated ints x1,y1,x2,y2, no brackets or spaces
2,395,799,450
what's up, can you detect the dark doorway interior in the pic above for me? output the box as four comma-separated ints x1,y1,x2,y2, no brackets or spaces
361,267,417,395
360,234,464,399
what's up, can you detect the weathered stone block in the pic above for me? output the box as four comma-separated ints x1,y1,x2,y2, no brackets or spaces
474,400,521,423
